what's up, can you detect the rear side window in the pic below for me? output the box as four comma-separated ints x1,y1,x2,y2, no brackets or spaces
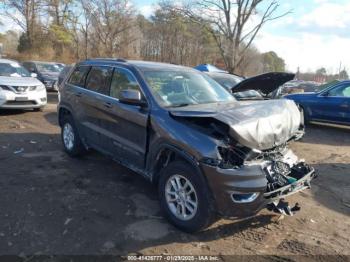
85,66,113,95
110,68,141,99
68,66,91,87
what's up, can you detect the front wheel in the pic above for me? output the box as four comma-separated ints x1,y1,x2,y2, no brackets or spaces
158,161,214,233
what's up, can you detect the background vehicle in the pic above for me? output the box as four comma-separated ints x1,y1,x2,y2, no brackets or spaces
58,65,73,86
285,80,350,125
0,59,47,110
278,80,321,96
22,61,63,91
58,59,314,232
55,63,66,71
194,64,227,73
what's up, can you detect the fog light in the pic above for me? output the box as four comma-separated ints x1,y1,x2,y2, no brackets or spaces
231,192,259,203
41,98,47,102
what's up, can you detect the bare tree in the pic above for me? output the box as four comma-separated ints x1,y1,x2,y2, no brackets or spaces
88,0,136,57
1,0,43,49
166,0,290,73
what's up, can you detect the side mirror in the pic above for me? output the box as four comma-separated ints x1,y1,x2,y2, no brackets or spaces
31,73,37,78
119,89,147,106
321,91,329,97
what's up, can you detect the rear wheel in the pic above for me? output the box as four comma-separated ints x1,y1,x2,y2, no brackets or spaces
158,161,214,233
61,115,86,157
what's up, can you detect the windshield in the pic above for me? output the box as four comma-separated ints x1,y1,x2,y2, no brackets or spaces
0,63,31,77
142,70,236,107
36,63,61,73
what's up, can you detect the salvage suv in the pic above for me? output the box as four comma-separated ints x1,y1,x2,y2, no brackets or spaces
58,59,316,232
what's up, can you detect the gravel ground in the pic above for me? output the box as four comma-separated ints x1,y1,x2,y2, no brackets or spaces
0,93,349,258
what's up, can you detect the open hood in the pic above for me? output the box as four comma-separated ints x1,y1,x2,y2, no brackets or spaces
232,72,295,96
169,100,302,150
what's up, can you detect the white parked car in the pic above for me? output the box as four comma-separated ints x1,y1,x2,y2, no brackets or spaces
0,59,47,111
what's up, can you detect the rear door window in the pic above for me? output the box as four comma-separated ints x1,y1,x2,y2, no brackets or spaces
68,66,91,87
85,66,113,95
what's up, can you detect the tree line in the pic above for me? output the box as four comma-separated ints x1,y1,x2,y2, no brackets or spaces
0,0,288,76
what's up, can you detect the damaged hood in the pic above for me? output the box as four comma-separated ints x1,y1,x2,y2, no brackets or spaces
232,72,295,96
170,100,302,150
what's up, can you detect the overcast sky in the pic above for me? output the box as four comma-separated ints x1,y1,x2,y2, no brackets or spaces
1,0,349,73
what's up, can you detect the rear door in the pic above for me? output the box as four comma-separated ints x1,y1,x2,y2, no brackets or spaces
315,83,350,124
78,66,113,149
65,65,91,134
99,67,149,170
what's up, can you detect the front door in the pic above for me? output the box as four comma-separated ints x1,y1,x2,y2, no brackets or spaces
316,83,350,124
99,67,149,170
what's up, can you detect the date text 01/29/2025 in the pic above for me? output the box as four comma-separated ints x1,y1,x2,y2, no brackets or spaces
127,255,220,261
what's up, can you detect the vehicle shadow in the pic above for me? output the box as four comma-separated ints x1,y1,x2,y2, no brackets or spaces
0,109,31,116
43,111,59,126
0,131,349,255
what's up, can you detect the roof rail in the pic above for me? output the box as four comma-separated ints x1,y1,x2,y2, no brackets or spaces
85,58,127,63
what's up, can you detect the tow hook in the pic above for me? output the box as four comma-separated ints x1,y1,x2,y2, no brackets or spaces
267,199,301,216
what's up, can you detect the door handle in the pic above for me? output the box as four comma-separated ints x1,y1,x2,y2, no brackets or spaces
74,92,82,97
103,102,112,109
340,104,349,108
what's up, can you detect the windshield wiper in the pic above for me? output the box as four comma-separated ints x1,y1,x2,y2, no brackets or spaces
171,103,191,108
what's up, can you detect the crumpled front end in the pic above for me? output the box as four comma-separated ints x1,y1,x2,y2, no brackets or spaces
215,99,304,150
201,144,316,218
169,99,313,218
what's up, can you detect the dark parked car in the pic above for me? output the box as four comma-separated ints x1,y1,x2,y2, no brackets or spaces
23,61,63,91
58,65,73,86
285,80,350,126
58,59,315,232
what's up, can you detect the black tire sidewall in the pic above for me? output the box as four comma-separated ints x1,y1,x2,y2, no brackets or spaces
158,161,212,233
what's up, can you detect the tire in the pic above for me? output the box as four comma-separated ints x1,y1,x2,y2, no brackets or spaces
299,105,309,125
33,107,44,112
61,114,86,157
158,161,214,233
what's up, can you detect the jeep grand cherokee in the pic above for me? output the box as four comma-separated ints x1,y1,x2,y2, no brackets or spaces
58,59,315,232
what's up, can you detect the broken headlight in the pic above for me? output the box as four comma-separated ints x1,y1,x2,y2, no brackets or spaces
0,85,11,91
218,145,259,168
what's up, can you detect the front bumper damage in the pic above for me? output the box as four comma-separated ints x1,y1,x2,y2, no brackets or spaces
201,149,316,218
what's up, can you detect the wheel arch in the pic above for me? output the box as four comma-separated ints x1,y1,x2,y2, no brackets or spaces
148,143,202,185
58,106,73,127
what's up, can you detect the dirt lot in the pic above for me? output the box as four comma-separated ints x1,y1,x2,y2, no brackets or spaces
0,93,349,258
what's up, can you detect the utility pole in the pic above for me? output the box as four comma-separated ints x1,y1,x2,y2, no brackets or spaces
296,66,300,80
